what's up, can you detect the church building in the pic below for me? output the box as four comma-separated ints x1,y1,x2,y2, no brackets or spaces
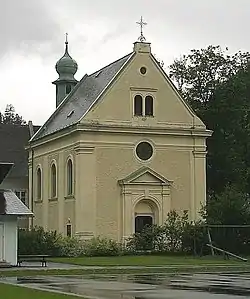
28,28,212,241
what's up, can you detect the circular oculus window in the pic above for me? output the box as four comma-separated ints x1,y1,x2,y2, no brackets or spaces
136,142,153,161
140,66,147,75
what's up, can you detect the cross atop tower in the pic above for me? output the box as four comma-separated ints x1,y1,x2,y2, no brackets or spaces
136,16,147,42
65,32,68,45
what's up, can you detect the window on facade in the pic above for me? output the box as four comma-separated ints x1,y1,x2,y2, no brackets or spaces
15,191,26,204
37,168,42,199
136,142,154,161
134,95,143,116
66,224,72,237
67,159,73,195
51,163,57,198
66,84,71,94
145,95,154,116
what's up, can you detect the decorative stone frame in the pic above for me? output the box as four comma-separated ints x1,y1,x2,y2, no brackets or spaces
118,166,173,242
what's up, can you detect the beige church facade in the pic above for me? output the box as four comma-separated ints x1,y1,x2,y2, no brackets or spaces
28,39,212,241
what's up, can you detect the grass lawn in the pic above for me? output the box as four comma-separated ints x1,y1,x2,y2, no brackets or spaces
0,283,82,299
50,255,247,266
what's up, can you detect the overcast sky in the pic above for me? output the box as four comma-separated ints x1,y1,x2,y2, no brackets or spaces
0,0,249,125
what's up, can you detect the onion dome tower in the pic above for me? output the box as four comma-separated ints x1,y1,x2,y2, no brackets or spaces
52,34,78,107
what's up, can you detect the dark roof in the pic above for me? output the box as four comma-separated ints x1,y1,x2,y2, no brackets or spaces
0,163,13,184
32,52,134,141
0,124,40,178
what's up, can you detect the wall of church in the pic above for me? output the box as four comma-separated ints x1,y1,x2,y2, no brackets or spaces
75,131,207,241
29,124,207,241
29,134,78,236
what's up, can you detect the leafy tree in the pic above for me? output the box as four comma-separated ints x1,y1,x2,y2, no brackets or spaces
1,104,26,125
169,45,249,114
169,45,250,226
203,185,250,225
205,67,250,194
169,46,250,194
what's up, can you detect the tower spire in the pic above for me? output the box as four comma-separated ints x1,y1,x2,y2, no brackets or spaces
52,34,78,107
65,32,69,54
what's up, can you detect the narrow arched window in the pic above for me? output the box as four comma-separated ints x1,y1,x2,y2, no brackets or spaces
145,95,153,116
134,95,143,116
67,159,73,195
37,168,42,199
51,163,57,198
66,84,71,94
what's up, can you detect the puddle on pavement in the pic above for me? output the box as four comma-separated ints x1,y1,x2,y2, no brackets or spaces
2,273,250,298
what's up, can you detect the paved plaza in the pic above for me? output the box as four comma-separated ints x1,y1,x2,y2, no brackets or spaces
2,272,250,298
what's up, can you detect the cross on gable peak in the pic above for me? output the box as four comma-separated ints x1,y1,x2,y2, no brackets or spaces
136,16,147,42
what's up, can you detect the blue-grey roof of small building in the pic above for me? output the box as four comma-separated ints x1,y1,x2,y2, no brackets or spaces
33,52,134,141
0,189,33,216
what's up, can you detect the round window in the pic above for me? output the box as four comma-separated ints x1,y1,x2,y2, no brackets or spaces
136,142,153,161
140,66,147,75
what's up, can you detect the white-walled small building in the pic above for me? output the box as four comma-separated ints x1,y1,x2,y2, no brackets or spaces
0,163,33,266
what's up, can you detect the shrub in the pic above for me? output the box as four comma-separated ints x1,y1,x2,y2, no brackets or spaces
18,226,62,256
58,236,85,257
18,227,123,257
126,210,206,255
83,236,122,256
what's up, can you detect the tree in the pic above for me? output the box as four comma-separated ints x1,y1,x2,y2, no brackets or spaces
204,67,250,194
169,45,249,114
1,104,26,125
169,45,250,227
169,46,250,194
203,185,250,225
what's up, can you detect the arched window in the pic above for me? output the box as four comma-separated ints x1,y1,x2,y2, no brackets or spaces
66,84,71,94
37,167,42,199
145,95,153,116
51,163,57,198
67,159,73,195
134,95,143,116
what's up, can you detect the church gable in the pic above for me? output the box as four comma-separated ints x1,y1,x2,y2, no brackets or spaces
119,166,173,186
32,40,207,143
82,42,205,129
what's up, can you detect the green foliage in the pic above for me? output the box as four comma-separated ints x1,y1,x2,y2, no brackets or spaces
18,227,122,257
204,185,250,225
18,227,61,256
169,45,250,227
83,237,122,257
0,104,26,125
58,236,85,257
169,45,248,112
126,210,206,255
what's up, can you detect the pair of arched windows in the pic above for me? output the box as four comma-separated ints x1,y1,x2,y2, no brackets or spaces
36,158,74,200
134,95,154,117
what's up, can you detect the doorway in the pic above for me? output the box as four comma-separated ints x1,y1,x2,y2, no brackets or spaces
0,224,4,261
135,215,153,233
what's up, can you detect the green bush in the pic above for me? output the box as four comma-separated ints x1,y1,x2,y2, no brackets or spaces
126,210,206,255
18,226,62,256
18,227,122,257
58,236,85,257
83,237,122,256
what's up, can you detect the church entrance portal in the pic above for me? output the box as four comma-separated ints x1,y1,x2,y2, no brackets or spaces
135,215,153,233
134,199,158,233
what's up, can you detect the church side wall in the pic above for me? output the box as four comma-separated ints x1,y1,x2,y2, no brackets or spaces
29,134,78,236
